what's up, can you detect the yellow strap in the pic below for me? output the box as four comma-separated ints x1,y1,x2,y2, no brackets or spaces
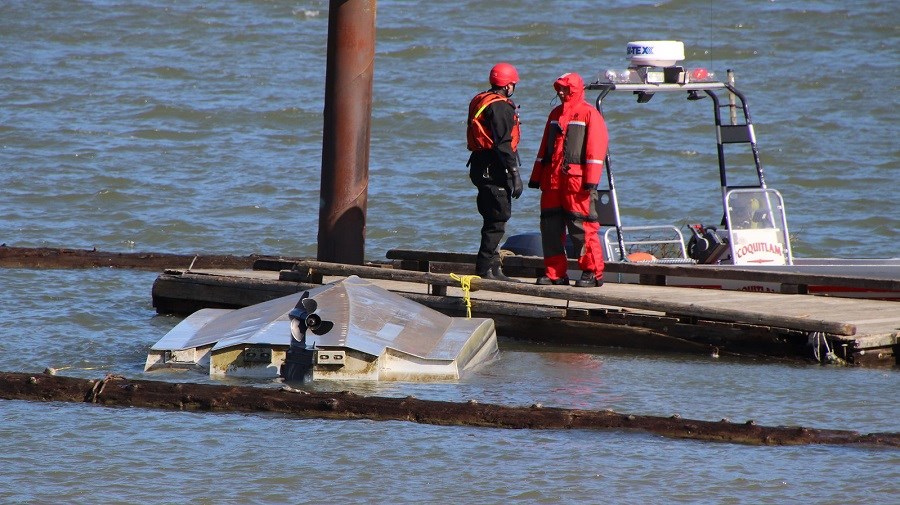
473,95,505,119
450,273,480,319
473,102,493,119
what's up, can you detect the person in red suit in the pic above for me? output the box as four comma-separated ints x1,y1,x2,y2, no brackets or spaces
528,72,608,287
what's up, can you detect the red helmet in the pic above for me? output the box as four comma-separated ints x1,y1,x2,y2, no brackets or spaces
489,62,519,87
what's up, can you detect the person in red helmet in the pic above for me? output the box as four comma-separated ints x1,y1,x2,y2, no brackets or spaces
528,72,608,287
466,62,524,282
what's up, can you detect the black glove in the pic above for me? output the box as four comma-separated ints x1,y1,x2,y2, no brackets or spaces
508,170,523,199
581,182,597,191
527,179,540,190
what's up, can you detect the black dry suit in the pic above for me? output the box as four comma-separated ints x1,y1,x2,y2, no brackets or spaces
466,91,523,276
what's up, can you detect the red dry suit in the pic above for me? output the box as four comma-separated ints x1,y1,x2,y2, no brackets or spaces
528,72,609,281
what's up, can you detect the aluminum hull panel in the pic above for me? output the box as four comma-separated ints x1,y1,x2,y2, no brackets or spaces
146,276,499,381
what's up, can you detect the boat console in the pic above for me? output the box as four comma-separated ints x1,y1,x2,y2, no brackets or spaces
505,41,795,267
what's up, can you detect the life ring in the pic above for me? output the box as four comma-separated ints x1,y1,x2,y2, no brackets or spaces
626,251,657,262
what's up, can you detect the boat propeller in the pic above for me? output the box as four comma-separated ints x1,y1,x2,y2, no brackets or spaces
288,291,334,343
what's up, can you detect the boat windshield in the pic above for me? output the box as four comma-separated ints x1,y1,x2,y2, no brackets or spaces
725,188,793,265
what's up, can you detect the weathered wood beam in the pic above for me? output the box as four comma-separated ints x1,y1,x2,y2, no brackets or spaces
2,372,896,447
283,260,859,336
0,245,276,271
385,248,900,292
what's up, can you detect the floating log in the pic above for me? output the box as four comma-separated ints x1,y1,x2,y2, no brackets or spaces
4,245,897,294
1,371,897,447
0,245,276,271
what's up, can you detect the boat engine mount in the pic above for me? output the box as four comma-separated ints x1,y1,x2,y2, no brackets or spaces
687,224,730,264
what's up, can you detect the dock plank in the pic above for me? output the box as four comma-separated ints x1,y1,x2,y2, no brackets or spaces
386,248,900,291
286,260,878,336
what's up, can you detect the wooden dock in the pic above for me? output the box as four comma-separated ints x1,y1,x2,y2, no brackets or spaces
151,258,900,368
384,249,900,298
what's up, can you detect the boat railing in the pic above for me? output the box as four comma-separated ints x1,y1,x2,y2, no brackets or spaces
603,225,694,263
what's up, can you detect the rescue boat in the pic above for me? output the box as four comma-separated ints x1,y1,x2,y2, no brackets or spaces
145,275,499,381
502,41,899,300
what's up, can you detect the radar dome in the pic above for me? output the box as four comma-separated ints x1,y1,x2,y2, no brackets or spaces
626,41,685,67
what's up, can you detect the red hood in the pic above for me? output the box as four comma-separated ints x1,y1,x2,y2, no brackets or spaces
553,72,585,131
553,72,585,105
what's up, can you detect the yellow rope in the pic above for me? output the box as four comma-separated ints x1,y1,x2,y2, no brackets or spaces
450,273,480,318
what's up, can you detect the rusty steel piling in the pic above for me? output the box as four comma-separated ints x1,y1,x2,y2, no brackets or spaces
317,0,377,265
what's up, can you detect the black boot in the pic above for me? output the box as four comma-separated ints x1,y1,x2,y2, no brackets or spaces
573,271,603,288
482,264,519,282
536,275,570,286
491,264,519,282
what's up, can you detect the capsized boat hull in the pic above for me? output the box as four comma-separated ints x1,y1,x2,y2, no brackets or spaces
146,276,499,380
